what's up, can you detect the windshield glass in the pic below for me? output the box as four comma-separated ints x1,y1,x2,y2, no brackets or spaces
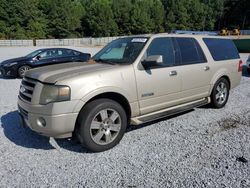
26,50,43,58
92,37,148,64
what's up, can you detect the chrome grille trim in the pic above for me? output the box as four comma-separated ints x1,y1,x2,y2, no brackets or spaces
19,77,37,103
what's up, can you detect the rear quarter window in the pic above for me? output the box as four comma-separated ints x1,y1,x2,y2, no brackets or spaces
203,38,240,61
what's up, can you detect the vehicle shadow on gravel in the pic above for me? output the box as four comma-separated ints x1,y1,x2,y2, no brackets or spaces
0,111,91,153
0,76,19,80
1,111,54,150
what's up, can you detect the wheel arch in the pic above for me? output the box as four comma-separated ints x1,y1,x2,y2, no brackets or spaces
74,91,132,133
210,70,231,94
17,64,32,77
87,92,132,120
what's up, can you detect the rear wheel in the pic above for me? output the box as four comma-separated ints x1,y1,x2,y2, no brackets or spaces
76,99,127,152
18,65,31,78
211,78,230,108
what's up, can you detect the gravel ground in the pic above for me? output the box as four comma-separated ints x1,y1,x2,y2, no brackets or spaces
0,49,250,187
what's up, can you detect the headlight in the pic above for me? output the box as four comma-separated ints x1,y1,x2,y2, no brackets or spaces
39,85,71,105
3,62,18,67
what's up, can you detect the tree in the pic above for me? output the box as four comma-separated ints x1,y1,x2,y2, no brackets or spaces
0,0,47,39
164,0,190,31
40,0,85,38
112,0,133,35
84,0,118,37
203,0,224,30
146,0,165,33
0,0,248,39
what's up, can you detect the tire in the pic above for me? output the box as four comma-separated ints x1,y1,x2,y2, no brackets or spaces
18,65,31,78
247,68,250,74
76,99,127,152
210,78,230,108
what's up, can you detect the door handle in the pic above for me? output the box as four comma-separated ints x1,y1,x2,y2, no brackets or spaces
204,66,210,71
169,70,177,76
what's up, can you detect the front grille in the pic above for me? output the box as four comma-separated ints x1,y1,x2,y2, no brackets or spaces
18,105,28,119
19,77,37,103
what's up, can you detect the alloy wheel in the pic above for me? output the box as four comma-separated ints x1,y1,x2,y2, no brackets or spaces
90,108,122,145
215,82,228,105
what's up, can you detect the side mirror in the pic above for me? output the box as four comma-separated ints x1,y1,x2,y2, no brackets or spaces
141,55,163,69
36,55,41,61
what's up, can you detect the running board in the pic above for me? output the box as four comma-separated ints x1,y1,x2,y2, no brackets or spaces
131,98,210,125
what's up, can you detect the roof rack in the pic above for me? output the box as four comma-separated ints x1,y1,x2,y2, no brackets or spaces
174,30,218,36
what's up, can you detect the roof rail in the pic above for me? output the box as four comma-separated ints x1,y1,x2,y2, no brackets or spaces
173,30,218,36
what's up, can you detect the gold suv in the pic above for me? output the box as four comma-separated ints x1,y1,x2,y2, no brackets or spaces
18,34,242,152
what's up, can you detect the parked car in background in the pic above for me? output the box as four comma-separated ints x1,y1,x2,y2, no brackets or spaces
0,48,91,78
247,55,250,73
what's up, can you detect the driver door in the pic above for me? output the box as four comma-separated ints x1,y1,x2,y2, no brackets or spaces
35,49,59,66
134,37,182,115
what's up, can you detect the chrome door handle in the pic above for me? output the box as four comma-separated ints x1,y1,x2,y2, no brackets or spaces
169,70,177,76
204,66,210,71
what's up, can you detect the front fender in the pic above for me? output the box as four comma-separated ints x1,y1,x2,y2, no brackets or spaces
73,86,132,113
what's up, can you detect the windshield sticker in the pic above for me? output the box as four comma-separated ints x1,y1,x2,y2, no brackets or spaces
131,38,148,43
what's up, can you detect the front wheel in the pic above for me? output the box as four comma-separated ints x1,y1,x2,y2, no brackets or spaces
76,99,127,152
18,65,31,78
211,78,230,108
247,67,250,74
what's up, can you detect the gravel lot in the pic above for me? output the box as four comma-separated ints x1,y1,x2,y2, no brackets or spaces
0,48,250,187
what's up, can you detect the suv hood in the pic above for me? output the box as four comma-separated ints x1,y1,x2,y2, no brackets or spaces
25,62,114,84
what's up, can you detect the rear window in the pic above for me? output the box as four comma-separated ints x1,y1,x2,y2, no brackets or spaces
203,38,240,61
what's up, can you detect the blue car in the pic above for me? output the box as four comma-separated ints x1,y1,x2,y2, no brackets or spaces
0,48,91,78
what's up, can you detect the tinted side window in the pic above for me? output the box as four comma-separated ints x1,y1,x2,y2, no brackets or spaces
39,50,58,59
146,37,175,67
203,38,240,61
73,50,80,56
174,37,206,65
61,49,73,56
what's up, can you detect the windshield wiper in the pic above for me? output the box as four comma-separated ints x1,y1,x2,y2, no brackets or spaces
94,59,117,65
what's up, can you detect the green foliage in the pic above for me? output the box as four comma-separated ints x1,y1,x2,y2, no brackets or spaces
112,0,133,35
40,0,85,38
0,0,246,39
84,0,118,37
130,0,165,34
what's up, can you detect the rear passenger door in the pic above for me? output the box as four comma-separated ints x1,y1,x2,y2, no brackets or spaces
55,49,73,63
135,37,182,115
173,37,213,102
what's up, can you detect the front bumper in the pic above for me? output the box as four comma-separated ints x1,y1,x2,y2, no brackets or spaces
0,66,17,77
18,97,79,138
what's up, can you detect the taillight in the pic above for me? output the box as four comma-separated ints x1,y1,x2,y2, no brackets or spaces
238,60,243,72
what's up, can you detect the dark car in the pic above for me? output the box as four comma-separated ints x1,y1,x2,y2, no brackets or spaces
0,48,91,78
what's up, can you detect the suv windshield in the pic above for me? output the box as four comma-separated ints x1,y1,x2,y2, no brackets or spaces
92,37,148,64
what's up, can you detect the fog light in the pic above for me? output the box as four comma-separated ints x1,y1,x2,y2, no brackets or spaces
37,117,46,127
